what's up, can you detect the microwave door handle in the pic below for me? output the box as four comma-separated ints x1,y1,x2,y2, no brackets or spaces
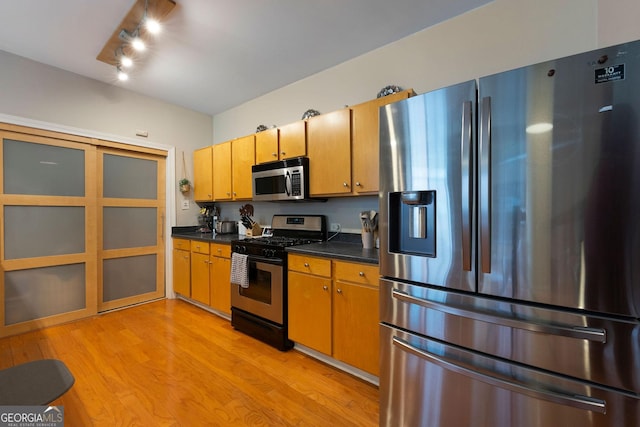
284,171,292,196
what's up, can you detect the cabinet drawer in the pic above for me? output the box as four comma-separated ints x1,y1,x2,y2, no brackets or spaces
288,254,331,277
173,238,190,250
190,240,210,255
334,261,379,286
210,242,231,258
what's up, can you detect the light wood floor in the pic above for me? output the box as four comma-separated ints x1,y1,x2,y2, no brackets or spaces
0,299,379,426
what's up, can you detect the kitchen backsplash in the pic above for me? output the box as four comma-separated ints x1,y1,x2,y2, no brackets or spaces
194,195,378,234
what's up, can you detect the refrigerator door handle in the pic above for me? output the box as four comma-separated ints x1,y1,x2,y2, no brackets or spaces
391,288,607,343
479,96,492,273
391,335,607,414
461,100,473,271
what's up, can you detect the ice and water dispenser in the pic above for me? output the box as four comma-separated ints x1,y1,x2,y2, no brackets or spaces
388,190,436,257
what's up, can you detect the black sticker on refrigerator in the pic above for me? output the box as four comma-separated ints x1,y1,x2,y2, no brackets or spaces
595,64,625,83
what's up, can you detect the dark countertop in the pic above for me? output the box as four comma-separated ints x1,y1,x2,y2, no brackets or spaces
171,227,378,264
171,226,238,244
286,240,379,265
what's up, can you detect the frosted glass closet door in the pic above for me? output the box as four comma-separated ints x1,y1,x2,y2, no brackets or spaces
1,135,96,333
99,152,165,311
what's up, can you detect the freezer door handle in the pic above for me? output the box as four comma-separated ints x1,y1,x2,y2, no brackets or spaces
461,100,473,271
391,288,607,343
479,96,492,273
391,335,607,414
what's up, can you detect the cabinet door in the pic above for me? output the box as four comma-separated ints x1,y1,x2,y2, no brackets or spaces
172,249,190,296
333,281,380,375
193,146,213,201
210,255,231,315
288,271,332,354
213,141,232,200
255,128,279,164
307,108,351,196
351,90,413,195
278,120,306,159
191,252,210,305
231,134,255,200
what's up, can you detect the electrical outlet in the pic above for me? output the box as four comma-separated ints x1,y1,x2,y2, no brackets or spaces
181,200,190,210
330,223,341,232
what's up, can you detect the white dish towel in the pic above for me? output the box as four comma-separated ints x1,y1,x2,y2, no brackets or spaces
230,252,249,288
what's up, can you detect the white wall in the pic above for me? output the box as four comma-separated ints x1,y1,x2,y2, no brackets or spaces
212,0,602,143
0,50,213,226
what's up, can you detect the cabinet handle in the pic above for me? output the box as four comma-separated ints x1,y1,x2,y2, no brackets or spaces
337,288,343,294
217,248,222,253
323,285,328,291
359,271,365,277
183,255,189,259
343,182,348,187
233,192,237,196
304,262,309,267
355,181,361,187
227,192,231,196
281,151,286,156
272,152,277,157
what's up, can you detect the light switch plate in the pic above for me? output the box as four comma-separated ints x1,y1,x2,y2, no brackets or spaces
181,200,190,210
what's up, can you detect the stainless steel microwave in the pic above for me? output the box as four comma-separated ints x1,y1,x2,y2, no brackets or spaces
252,156,311,201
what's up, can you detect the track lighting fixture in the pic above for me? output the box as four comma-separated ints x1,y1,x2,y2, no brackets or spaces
117,66,129,81
96,0,176,82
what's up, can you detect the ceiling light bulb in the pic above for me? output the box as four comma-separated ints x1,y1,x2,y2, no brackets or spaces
121,55,133,68
131,37,146,51
145,18,161,34
117,67,129,81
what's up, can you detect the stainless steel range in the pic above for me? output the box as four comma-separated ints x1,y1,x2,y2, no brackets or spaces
230,214,326,351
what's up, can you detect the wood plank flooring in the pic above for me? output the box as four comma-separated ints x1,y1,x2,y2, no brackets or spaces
0,299,379,426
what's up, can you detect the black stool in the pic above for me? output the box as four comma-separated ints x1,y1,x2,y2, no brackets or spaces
0,359,75,405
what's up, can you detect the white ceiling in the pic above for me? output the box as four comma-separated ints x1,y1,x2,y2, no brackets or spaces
0,0,490,116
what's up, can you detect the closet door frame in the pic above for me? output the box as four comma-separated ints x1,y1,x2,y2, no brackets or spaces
0,122,169,337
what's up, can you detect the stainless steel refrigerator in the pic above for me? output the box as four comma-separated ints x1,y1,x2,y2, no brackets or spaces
379,40,640,426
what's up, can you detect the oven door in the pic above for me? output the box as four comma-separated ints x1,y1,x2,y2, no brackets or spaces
231,255,283,324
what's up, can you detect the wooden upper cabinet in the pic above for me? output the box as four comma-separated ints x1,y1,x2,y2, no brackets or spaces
278,120,306,160
255,128,279,164
231,134,255,200
193,146,213,201
351,89,414,195
307,108,351,196
213,141,232,201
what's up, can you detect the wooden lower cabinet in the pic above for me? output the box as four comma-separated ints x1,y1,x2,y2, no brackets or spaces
172,239,191,296
333,280,379,375
288,271,332,354
174,238,231,316
287,254,380,376
210,243,231,315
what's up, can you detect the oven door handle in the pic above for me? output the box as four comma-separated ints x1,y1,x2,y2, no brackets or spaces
247,255,284,266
